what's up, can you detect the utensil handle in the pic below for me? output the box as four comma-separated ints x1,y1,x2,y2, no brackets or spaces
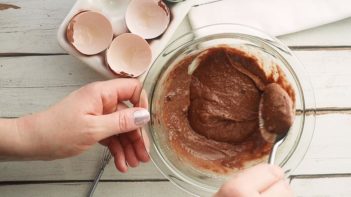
268,144,278,165
87,167,105,197
268,138,284,165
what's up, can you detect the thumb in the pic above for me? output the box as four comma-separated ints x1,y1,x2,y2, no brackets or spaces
93,107,150,140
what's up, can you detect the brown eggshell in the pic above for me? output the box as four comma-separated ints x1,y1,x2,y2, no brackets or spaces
125,0,170,39
66,11,113,55
106,33,152,77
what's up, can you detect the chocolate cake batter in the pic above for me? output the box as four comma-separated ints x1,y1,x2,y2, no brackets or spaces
189,48,263,143
161,46,294,173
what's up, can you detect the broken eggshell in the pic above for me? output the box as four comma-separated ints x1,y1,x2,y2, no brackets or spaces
66,11,113,55
125,0,170,39
106,33,152,77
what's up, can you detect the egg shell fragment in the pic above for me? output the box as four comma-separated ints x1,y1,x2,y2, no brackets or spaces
126,0,170,39
66,11,113,55
106,33,152,77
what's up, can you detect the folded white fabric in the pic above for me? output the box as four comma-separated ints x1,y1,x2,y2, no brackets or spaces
188,0,351,36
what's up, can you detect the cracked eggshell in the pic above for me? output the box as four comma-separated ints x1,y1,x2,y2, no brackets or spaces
66,11,113,55
126,0,170,39
106,33,152,77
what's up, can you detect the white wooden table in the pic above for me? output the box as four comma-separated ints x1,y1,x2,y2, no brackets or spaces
1,1,351,196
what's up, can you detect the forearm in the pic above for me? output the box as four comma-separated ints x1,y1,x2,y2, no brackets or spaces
0,118,25,160
0,114,45,161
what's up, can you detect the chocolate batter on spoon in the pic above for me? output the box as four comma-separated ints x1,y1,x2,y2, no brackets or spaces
161,46,295,173
260,83,294,135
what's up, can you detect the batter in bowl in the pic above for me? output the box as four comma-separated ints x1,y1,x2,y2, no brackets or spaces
161,46,295,173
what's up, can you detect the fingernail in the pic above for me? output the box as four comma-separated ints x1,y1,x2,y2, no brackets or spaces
133,109,150,126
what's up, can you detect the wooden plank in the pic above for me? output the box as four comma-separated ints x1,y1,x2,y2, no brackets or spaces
294,114,351,175
0,55,105,88
280,17,351,47
294,50,351,108
0,182,191,197
291,176,351,197
1,1,351,54
1,50,351,180
0,86,78,117
0,114,351,181
0,144,165,181
1,50,351,117
0,0,75,53
1,176,351,197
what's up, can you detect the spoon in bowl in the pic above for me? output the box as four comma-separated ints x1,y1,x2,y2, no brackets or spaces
265,132,287,165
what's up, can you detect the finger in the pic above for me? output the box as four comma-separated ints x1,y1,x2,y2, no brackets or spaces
261,180,294,197
134,90,150,156
99,136,112,146
101,90,118,115
117,102,128,110
100,79,142,106
108,137,127,173
128,129,150,162
137,89,149,109
92,107,150,140
141,128,150,154
133,90,150,159
114,103,148,161
119,134,139,168
227,164,284,193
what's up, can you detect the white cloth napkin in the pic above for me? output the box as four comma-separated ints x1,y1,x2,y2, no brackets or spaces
188,0,351,36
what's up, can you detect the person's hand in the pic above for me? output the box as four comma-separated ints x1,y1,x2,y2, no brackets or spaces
215,164,294,197
100,102,150,172
13,79,150,172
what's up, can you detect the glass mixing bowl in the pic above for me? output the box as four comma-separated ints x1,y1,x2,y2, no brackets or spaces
143,24,316,196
